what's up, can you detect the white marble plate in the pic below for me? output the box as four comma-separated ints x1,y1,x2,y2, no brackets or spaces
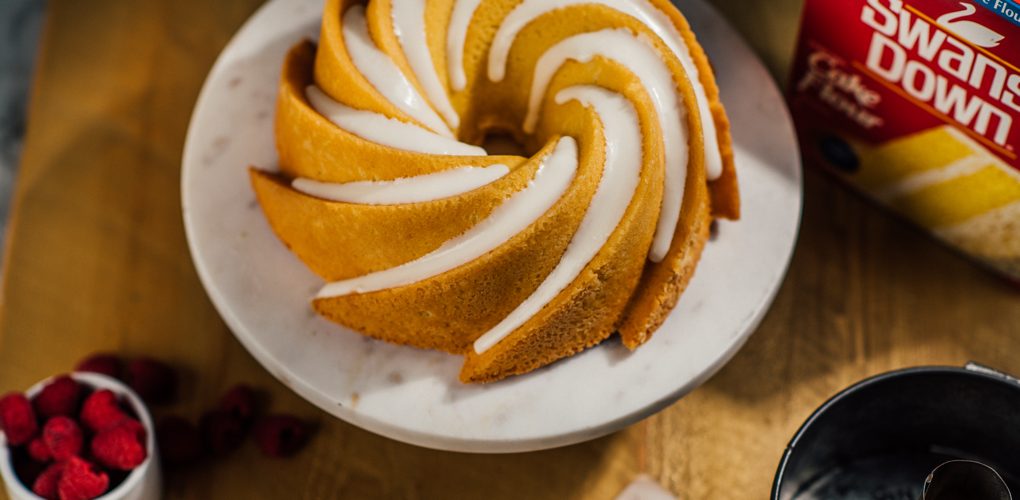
182,0,802,453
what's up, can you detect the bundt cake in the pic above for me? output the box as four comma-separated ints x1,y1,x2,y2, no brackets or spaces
250,0,740,383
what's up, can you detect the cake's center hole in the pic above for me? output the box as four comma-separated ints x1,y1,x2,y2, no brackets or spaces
480,131,531,156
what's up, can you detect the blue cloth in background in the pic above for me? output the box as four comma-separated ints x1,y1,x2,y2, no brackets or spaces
0,0,45,245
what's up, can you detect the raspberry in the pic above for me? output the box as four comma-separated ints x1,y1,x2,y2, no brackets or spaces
218,384,257,425
253,414,310,458
28,436,52,462
156,416,202,464
34,376,84,418
118,417,148,442
91,420,147,470
0,392,38,445
80,390,129,432
75,354,123,380
42,416,83,461
57,457,109,500
31,462,65,500
125,358,177,405
199,410,245,455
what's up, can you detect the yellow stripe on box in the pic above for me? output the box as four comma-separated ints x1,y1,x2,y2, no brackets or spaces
889,165,1020,228
854,127,976,190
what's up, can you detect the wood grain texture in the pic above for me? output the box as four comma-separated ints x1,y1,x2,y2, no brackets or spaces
2,0,1019,498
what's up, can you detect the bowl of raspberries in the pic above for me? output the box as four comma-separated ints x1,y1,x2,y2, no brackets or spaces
0,372,159,500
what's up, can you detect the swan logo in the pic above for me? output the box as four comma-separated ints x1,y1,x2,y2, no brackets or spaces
937,2,1005,47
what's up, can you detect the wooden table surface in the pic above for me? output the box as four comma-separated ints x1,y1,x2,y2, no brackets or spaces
1,1,1018,498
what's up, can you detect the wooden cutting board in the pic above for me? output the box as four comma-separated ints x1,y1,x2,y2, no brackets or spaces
1,1,1018,498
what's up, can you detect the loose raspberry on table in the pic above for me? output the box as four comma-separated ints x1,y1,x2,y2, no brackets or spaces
34,376,84,419
57,457,109,500
156,416,202,464
28,436,52,462
200,410,245,455
91,420,147,470
0,392,38,446
125,358,177,405
31,462,65,500
253,414,310,458
218,384,257,426
75,354,123,380
42,416,83,461
80,390,129,433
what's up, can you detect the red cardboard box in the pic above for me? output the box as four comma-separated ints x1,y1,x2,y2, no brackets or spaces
789,0,1020,279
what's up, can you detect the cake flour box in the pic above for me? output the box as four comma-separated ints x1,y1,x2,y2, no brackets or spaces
789,0,1020,279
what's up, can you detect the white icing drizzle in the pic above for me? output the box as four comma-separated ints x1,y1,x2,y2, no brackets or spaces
390,0,461,128
291,164,510,205
473,86,643,354
317,137,578,297
525,29,687,262
486,0,723,180
342,5,453,136
306,85,485,156
446,0,485,92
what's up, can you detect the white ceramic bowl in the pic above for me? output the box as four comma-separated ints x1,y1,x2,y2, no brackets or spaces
182,0,802,452
0,372,161,500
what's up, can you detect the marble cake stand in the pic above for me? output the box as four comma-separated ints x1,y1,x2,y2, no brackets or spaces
182,0,802,453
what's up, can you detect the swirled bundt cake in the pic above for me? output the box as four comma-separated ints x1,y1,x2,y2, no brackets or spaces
250,0,740,382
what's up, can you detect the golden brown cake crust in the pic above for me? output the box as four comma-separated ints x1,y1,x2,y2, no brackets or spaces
647,0,739,220
459,61,668,382
613,0,735,351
